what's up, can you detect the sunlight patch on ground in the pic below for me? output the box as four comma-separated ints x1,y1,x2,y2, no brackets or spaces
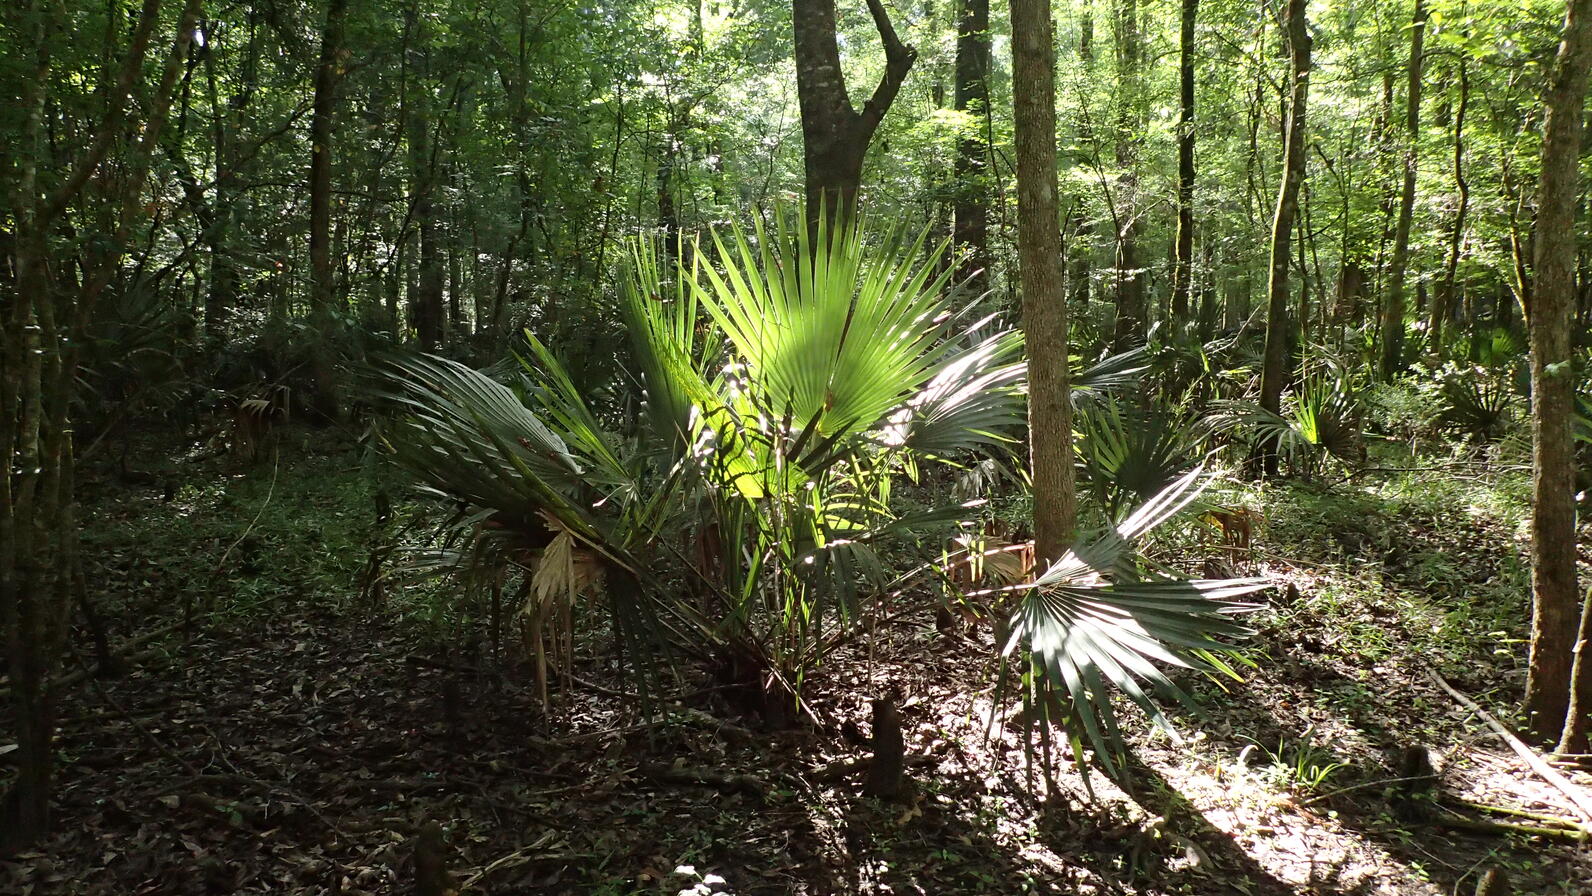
1157,750,1447,895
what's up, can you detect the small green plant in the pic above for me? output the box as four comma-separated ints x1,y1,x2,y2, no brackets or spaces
1206,356,1364,477
1261,725,1346,792
1433,366,1515,442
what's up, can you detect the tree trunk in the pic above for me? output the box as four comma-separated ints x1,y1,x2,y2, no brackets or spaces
792,0,916,230
1379,0,1427,379
953,0,991,292
1110,0,1146,348
1171,0,1199,320
1432,57,1469,354
308,0,350,412
1011,0,1077,563
408,36,444,352
1256,0,1311,476
1559,588,1592,753
1526,0,1592,745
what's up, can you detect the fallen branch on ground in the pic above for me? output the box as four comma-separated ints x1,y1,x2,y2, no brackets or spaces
638,761,768,797
1433,807,1588,843
0,619,186,700
1427,668,1592,826
807,752,940,783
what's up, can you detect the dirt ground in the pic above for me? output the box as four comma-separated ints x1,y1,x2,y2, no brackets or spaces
2,436,1589,894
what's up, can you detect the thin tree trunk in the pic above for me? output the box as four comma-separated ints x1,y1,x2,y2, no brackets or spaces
1526,0,1592,745
1011,0,1076,563
1432,58,1470,354
1171,0,1198,320
953,0,991,292
408,33,444,352
1379,0,1427,379
1256,0,1310,476
1110,0,1146,348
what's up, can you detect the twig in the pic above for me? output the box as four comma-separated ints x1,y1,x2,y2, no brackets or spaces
1426,668,1592,825
807,752,940,783
1432,808,1588,842
212,449,281,577
458,832,584,890
638,761,768,797
1300,773,1445,806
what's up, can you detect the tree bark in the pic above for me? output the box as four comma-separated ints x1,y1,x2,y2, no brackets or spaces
1379,0,1427,380
1526,0,1592,745
1256,0,1311,477
1109,0,1146,348
1171,0,1199,320
1011,0,1077,563
309,0,350,411
1432,57,1469,355
953,0,991,292
407,30,444,351
792,0,916,230
1559,588,1592,753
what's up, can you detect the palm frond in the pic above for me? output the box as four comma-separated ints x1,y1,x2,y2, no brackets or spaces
1003,469,1265,782
1072,347,1151,407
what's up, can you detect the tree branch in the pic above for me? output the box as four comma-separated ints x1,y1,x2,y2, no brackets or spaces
858,0,917,136
41,0,165,227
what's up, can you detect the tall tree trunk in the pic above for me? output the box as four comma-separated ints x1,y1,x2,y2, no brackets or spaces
1526,0,1592,745
1432,57,1469,354
1256,0,1310,476
1065,5,1095,315
953,0,991,292
1171,0,1198,320
792,0,916,230
657,131,681,264
202,20,233,344
1379,0,1427,379
309,0,350,412
1110,0,1146,348
408,35,444,352
1011,0,1076,563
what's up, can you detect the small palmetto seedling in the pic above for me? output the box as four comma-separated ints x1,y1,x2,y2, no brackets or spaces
1207,360,1364,477
1433,367,1514,442
1260,725,1346,793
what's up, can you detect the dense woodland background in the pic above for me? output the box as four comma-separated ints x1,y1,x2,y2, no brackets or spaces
6,0,1592,892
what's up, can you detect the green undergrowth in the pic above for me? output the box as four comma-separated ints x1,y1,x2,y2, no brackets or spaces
1207,451,1532,717
82,427,393,626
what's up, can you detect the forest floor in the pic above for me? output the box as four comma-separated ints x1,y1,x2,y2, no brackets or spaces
2,425,1590,895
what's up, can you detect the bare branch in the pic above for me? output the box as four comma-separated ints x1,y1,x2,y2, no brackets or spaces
858,0,917,137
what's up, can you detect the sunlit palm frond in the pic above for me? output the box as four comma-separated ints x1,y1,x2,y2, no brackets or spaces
1003,469,1265,782
1072,347,1151,407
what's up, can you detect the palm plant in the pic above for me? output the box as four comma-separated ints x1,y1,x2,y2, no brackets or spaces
1432,366,1514,442
1000,469,1265,783
1075,398,1203,521
375,210,1027,710
1207,359,1363,477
